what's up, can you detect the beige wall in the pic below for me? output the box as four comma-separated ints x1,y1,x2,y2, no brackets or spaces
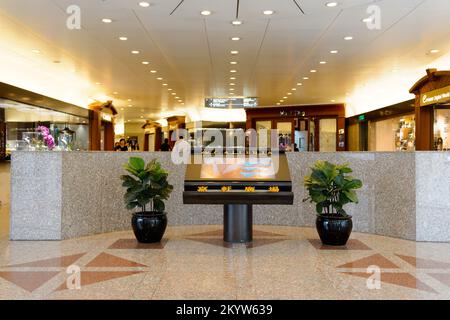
119,123,145,148
347,123,360,151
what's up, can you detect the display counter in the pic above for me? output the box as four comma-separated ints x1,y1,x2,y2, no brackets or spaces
9,151,450,242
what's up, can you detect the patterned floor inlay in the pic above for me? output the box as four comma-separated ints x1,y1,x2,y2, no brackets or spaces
342,272,436,293
308,239,372,251
185,228,290,249
185,237,288,249
108,239,168,250
2,253,85,268
0,271,60,292
396,254,450,269
86,253,147,268
56,271,144,291
337,254,400,269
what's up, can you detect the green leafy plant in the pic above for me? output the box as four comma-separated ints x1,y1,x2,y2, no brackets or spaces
121,157,174,213
303,160,362,217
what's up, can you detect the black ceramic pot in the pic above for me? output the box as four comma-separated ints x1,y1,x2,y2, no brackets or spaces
131,212,167,243
316,214,353,246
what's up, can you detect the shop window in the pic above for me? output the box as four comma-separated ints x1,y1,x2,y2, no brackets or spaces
434,108,450,150
319,119,337,152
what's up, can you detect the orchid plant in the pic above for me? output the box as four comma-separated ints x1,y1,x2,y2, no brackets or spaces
37,126,56,150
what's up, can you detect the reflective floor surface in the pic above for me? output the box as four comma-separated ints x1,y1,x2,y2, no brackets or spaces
1,224,450,300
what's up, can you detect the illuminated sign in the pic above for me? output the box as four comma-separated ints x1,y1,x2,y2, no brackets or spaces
420,85,450,107
205,97,258,109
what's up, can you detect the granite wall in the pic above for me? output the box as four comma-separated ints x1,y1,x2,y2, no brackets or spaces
9,151,450,241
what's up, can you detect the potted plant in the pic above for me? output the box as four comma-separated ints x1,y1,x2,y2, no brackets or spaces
303,160,362,246
121,157,174,243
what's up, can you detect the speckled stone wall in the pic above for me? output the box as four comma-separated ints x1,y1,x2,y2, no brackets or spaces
10,151,450,241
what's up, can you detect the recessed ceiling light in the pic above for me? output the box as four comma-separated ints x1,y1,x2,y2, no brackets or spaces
326,2,338,7
31,49,41,54
201,10,212,16
142,61,150,65
172,93,176,95
140,116,144,118
128,105,133,107
429,49,440,54
297,83,303,86
310,70,317,73
291,88,297,91
231,20,242,26
95,82,102,85
287,93,292,95
303,77,309,80
113,92,119,95
331,99,336,102
121,108,124,111
178,100,183,103
156,77,163,80
162,83,168,86
231,37,241,41
230,61,238,65
277,103,281,105
230,88,235,91
131,50,140,54
230,70,237,73
102,18,112,23
319,61,327,64
283,96,287,99
231,50,239,55
175,96,180,99
150,70,157,73
280,100,284,102
230,83,235,86
119,36,128,41
344,36,353,41
168,88,173,91
128,99,132,102
139,2,150,8
229,93,235,95
330,50,338,54
263,10,274,15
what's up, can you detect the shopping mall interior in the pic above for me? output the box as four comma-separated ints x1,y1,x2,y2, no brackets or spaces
1,0,450,301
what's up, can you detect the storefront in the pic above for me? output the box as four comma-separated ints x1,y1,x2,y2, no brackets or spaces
245,104,346,152
410,69,450,151
346,100,416,151
0,82,90,160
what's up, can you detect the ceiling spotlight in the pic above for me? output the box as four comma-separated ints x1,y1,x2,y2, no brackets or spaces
142,61,150,65
128,99,132,102
230,61,238,65
139,2,150,8
102,18,113,23
230,70,237,73
119,36,128,41
287,93,292,95
156,77,163,80
344,36,353,41
283,96,288,99
277,103,281,105
162,83,168,86
330,50,338,54
280,100,284,102
175,96,180,99
231,20,242,26
95,82,102,85
131,50,140,54
263,10,274,15
230,77,236,80
429,49,440,54
291,88,297,91
31,49,41,54
121,108,124,111
326,2,338,7
140,116,144,119
319,61,327,64
230,88,235,91
231,50,239,55
150,70,157,73
331,99,336,102
231,37,241,41
172,93,176,95
178,100,183,103
201,10,212,16
310,70,317,73
128,105,133,107
230,83,235,86
303,77,309,80
113,92,119,95
168,88,173,91
297,83,303,86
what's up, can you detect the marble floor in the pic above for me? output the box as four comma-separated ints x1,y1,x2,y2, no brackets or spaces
2,161,450,299
1,223,450,300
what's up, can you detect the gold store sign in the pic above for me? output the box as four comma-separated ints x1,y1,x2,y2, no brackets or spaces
420,85,450,106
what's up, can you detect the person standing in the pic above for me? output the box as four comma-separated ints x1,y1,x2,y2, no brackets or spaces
119,139,128,151
160,138,171,151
